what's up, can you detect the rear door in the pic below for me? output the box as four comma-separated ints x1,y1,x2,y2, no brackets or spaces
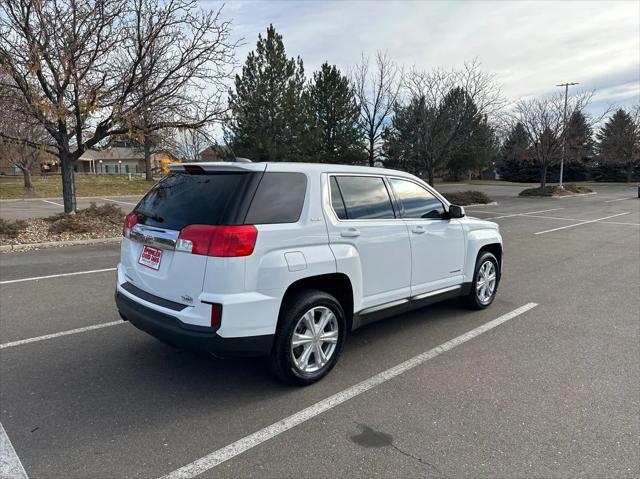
120,169,261,304
387,177,465,296
325,175,412,310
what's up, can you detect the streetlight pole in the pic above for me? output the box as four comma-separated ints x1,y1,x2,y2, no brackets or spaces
556,82,579,188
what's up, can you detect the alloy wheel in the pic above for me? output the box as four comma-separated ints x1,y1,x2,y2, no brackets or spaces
290,306,339,374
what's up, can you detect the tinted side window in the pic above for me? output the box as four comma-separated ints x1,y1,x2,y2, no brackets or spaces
335,176,395,220
389,178,445,219
330,176,348,220
245,172,307,224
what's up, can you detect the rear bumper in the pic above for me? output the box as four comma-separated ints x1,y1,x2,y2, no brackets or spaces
116,292,274,356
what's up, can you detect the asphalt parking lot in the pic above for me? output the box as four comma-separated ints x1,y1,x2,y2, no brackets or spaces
1,184,638,478
0,196,142,221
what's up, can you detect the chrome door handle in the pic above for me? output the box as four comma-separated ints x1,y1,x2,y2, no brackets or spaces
411,226,427,235
340,228,361,238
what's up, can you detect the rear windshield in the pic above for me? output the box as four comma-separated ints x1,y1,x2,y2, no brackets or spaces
135,172,255,230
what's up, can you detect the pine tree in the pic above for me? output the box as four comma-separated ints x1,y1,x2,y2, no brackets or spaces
227,25,312,161
308,63,363,163
497,122,537,182
595,109,639,181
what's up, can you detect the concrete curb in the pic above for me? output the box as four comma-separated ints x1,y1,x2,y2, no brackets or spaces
462,201,498,207
1,236,121,252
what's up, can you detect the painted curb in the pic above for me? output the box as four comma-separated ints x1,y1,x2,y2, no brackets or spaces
1,236,121,252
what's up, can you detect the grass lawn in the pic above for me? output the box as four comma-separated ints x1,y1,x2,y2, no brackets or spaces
0,175,157,199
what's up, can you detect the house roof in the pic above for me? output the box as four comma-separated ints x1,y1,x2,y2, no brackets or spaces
77,147,144,162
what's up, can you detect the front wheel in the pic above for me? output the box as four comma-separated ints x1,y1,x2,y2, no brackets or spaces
270,290,346,386
461,252,499,309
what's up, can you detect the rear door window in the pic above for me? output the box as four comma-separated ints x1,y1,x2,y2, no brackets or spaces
245,172,307,224
334,176,396,220
135,171,255,230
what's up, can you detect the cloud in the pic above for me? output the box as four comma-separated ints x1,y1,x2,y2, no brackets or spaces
211,0,639,114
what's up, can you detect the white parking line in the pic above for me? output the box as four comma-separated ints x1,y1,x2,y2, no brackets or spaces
604,197,635,203
0,321,125,350
534,212,631,235
40,199,63,207
0,268,116,285
554,192,597,199
485,208,564,220
0,422,28,479
99,197,137,206
160,303,539,479
524,214,640,226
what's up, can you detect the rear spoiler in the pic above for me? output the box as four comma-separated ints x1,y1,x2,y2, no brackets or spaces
169,162,267,174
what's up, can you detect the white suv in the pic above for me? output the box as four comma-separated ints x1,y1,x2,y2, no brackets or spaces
116,162,502,385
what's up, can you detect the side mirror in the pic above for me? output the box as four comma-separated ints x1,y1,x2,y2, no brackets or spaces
448,205,465,219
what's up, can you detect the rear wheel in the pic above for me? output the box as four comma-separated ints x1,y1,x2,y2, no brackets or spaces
461,251,499,309
270,290,346,386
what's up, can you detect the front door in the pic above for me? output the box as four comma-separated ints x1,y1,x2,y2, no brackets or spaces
388,177,465,297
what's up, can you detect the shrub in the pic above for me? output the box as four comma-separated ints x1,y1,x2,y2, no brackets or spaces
0,218,27,239
45,203,124,234
444,191,492,205
519,184,592,197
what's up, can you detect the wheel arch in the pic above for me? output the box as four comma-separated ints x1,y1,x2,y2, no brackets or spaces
277,273,355,333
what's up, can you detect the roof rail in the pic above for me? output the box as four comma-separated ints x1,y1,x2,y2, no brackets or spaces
234,157,252,163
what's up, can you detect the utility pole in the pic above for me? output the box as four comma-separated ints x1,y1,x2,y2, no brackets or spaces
556,82,579,188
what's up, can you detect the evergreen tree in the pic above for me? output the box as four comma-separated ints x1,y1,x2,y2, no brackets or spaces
383,87,481,184
497,122,538,182
227,25,312,161
382,96,425,175
565,111,594,161
596,108,639,176
447,115,498,181
308,63,364,163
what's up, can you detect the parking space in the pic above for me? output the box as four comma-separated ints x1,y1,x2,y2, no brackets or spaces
1,184,638,478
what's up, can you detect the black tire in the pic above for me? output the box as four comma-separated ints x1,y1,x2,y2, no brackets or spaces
270,289,346,386
461,251,500,310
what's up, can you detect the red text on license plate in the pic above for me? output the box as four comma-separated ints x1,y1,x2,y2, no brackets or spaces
139,246,162,270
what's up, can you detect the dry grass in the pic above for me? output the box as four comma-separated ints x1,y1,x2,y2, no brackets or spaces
0,174,156,199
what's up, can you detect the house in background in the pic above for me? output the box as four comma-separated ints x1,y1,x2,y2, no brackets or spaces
76,148,180,175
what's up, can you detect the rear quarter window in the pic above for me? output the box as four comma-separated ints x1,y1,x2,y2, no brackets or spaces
244,172,307,224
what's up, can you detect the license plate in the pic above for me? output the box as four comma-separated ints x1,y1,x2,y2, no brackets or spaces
139,246,162,270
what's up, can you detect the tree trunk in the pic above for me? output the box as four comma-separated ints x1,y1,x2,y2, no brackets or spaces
22,168,32,190
540,164,547,188
144,134,153,181
427,165,434,186
60,151,77,213
368,138,375,167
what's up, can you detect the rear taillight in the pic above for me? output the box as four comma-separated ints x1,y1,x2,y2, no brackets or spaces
123,212,138,238
176,225,258,257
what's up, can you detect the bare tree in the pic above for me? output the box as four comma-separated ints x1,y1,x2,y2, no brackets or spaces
403,60,504,185
175,127,211,162
0,0,236,212
0,77,53,189
510,91,598,187
352,51,401,166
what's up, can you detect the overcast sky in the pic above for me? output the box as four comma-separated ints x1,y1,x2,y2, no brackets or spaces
217,0,639,116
